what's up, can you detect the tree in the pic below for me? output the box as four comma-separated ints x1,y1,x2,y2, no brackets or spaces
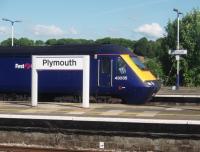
161,9,200,86
181,9,200,86
95,37,112,44
0,38,19,46
35,40,45,46
45,38,94,45
95,37,135,50
56,38,67,45
18,37,34,46
145,58,164,82
45,39,57,45
153,38,163,57
133,37,162,58
133,37,149,56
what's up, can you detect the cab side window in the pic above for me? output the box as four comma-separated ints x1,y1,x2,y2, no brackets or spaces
116,57,126,75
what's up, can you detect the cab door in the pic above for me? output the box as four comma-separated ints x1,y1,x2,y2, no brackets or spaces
97,57,113,87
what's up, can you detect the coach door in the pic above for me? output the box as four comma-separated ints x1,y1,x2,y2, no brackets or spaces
98,57,113,87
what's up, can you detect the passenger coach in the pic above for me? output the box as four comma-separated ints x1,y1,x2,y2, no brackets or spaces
0,44,160,104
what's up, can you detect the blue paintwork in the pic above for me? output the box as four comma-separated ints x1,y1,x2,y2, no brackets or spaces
0,52,159,104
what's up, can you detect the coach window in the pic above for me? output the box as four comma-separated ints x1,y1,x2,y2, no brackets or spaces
116,57,126,75
100,58,111,74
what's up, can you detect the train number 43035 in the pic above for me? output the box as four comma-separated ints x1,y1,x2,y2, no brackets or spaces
114,76,128,80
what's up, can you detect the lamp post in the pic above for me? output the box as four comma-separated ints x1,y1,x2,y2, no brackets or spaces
173,8,183,90
2,18,21,47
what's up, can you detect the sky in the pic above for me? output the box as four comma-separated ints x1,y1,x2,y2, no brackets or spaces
0,0,199,41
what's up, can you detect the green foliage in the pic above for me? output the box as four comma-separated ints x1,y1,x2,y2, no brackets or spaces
45,39,57,45
0,38,18,46
134,37,148,56
95,37,135,49
18,37,34,46
145,58,164,81
1,38,35,46
45,38,94,45
161,8,200,86
133,37,162,57
35,40,45,46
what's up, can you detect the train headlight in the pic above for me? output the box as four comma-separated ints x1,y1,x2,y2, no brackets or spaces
145,81,154,87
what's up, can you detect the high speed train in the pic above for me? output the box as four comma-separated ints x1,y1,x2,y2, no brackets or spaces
0,44,160,104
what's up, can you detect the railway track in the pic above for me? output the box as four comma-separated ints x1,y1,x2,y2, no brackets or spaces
0,93,199,105
0,145,66,152
0,93,122,104
0,145,101,152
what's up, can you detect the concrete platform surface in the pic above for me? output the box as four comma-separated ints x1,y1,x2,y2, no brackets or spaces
155,87,200,98
0,101,200,124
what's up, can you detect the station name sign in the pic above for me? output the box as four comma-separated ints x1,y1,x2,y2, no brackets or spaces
31,55,90,108
33,55,84,70
168,49,187,55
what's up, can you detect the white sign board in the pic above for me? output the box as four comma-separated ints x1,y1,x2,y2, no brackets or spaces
31,55,90,108
35,56,84,70
168,49,187,55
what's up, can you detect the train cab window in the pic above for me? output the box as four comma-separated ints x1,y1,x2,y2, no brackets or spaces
116,57,126,75
100,58,111,74
131,56,147,70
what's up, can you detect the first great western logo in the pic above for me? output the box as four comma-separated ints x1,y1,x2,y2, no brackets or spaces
15,63,32,70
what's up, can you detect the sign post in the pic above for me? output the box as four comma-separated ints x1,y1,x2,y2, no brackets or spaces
169,8,186,90
168,49,187,90
82,56,90,108
31,55,90,108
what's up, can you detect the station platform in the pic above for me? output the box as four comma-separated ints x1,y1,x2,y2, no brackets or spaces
155,87,200,98
0,101,200,125
0,100,200,152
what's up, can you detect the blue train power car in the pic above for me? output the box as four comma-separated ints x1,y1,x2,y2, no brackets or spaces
0,44,160,104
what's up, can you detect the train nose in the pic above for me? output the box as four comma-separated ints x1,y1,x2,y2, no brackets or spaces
123,81,161,104
152,80,161,94
145,80,161,95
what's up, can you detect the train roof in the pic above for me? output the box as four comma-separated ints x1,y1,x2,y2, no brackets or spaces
0,44,133,56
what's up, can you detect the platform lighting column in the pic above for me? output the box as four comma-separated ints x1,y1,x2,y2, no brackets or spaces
2,18,21,47
173,8,182,90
